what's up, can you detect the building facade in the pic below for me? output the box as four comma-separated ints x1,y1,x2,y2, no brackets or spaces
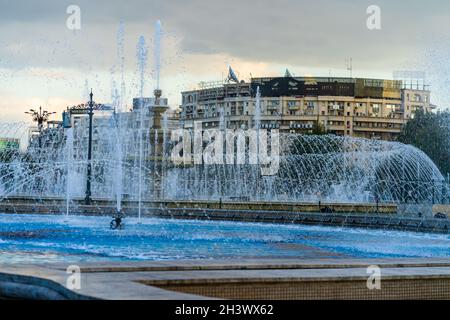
180,76,434,140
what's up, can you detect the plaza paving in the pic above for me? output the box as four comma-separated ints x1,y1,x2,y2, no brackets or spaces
2,258,450,299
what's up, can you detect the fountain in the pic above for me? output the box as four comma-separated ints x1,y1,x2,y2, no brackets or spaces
154,20,162,93
161,111,169,199
164,134,446,204
2,21,450,301
254,86,262,200
0,21,447,217
137,35,148,222
65,128,74,218
111,111,123,214
0,121,446,209
116,21,126,114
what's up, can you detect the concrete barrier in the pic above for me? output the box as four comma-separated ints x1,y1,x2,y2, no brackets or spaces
0,196,397,215
2,196,449,233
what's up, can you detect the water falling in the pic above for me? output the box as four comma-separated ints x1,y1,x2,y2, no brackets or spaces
112,104,123,213
137,35,148,221
65,128,74,218
219,105,225,131
153,128,158,199
117,21,126,113
162,111,169,199
164,134,446,204
254,86,261,131
106,22,128,213
154,20,162,90
1,122,446,205
0,21,447,210
254,86,261,199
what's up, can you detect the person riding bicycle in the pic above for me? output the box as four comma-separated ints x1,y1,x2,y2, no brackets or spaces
110,210,125,229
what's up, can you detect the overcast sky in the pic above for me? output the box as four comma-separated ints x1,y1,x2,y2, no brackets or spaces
1,0,450,122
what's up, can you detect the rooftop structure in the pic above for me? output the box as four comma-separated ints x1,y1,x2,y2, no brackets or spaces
180,73,434,140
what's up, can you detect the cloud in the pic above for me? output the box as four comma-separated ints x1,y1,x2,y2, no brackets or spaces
0,93,77,122
1,0,450,122
2,0,448,71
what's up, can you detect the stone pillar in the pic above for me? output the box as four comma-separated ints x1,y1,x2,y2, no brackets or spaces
150,89,168,200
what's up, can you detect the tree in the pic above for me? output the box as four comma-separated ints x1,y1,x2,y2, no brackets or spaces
397,109,450,176
310,120,327,135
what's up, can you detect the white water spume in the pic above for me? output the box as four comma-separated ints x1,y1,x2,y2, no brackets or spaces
154,20,162,91
117,21,126,113
137,35,148,220
0,122,446,205
165,134,446,204
0,18,446,207
65,128,74,217
254,86,261,131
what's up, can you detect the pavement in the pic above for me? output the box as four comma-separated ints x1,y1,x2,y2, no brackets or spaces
2,258,450,299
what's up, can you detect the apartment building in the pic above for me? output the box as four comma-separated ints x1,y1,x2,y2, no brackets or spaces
180,76,434,140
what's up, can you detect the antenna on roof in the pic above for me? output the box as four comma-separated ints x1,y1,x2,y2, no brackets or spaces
227,65,239,83
346,58,353,78
284,68,292,78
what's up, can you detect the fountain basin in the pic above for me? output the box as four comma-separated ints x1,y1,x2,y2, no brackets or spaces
0,213,450,265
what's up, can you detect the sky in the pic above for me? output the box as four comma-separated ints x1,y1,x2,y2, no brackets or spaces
1,0,450,123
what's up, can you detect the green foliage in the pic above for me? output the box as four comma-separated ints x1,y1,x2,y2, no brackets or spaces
397,109,450,176
310,120,327,135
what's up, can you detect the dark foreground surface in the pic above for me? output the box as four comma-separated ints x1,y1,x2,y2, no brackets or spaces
2,258,450,300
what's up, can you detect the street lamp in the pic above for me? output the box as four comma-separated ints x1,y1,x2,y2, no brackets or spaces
67,90,106,205
85,90,94,205
24,106,56,148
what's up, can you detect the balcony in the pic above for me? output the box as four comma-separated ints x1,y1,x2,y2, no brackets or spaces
288,103,300,110
353,126,402,133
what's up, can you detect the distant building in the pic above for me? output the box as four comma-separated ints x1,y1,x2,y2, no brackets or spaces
180,75,435,140
62,96,178,162
27,125,65,154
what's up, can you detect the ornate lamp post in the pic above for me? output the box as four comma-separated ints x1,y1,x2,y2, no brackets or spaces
24,106,56,148
67,90,109,206
85,90,94,205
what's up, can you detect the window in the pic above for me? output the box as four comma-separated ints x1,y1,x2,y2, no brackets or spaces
288,101,295,108
371,104,380,115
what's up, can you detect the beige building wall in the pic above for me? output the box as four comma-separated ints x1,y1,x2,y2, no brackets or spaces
180,80,433,141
